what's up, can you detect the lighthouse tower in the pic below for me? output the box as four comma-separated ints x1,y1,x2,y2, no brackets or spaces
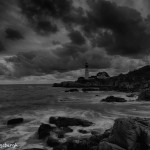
85,62,89,80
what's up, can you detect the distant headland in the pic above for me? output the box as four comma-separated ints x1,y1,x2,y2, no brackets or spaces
53,64,150,92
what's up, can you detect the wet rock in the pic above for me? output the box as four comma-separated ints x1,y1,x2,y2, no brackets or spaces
65,89,79,92
126,93,135,97
57,131,65,139
53,145,67,150
54,139,98,150
38,123,54,139
90,129,111,145
131,117,150,126
82,88,99,92
23,148,46,150
61,127,73,133
138,90,150,101
108,118,150,150
37,116,150,150
78,129,88,134
47,137,60,147
99,142,126,150
89,134,103,145
101,96,127,102
49,116,93,127
7,118,24,125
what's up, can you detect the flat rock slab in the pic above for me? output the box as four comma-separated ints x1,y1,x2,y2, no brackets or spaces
23,149,46,150
49,116,94,127
101,96,127,102
7,118,24,125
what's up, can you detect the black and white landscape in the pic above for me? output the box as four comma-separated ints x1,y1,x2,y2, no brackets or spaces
1,0,150,150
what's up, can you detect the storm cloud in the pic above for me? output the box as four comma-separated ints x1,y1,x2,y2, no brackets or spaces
68,30,86,45
0,0,150,81
18,0,85,35
5,45,112,77
0,42,5,52
84,0,150,57
5,28,24,40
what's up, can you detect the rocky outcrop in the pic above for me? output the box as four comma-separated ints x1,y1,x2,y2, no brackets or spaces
108,118,150,150
37,117,150,150
65,89,79,92
78,129,89,134
53,138,98,150
53,65,150,92
38,123,54,139
47,137,60,147
127,93,135,97
23,148,46,150
82,88,100,92
138,89,150,101
101,96,127,102
99,142,126,150
60,127,73,133
49,117,94,127
7,118,24,125
37,123,74,140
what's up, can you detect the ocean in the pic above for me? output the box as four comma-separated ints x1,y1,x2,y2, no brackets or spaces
0,84,149,149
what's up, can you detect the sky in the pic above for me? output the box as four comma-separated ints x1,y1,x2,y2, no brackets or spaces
0,0,150,84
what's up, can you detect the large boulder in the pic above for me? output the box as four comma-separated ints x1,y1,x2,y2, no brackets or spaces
138,90,150,101
37,117,150,150
131,117,150,126
47,137,60,147
60,127,73,133
108,118,150,150
38,123,74,140
7,118,24,125
54,139,98,150
89,129,111,145
49,117,93,127
101,96,127,102
38,123,54,139
99,142,126,150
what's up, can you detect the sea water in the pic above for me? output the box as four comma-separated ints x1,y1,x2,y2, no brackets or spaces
0,84,149,149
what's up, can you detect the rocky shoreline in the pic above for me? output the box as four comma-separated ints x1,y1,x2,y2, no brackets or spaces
35,117,150,150
53,65,150,92
6,115,150,150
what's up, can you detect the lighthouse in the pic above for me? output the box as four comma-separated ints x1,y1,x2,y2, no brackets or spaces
85,62,89,80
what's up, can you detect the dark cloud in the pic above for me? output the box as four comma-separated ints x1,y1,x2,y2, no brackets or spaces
0,42,5,52
84,0,150,57
54,43,87,59
52,40,61,45
1,0,150,80
6,46,111,77
19,0,72,35
19,0,86,35
68,30,86,45
112,0,150,17
19,0,72,19
5,28,24,40
36,21,58,35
